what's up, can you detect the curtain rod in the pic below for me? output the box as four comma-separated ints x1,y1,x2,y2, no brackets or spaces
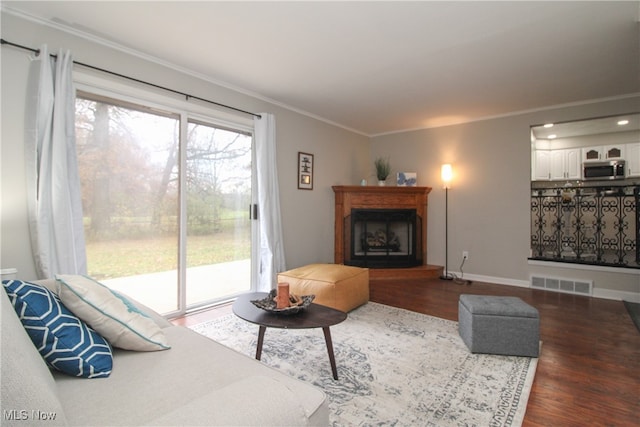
1,38,262,119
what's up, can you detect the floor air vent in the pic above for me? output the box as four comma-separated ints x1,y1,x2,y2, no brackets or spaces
531,276,592,296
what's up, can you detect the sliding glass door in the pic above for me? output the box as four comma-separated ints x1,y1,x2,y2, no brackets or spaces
75,92,253,315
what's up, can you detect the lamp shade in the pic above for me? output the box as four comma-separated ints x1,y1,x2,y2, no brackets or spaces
441,164,453,188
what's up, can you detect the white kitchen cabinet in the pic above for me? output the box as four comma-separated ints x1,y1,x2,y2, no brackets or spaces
626,142,640,177
605,145,625,159
550,148,581,180
533,150,551,180
582,147,601,161
582,145,625,162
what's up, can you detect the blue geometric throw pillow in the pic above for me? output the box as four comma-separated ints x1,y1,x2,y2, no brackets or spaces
2,279,113,378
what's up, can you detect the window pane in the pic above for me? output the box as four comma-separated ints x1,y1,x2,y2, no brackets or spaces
75,96,180,314
185,121,252,307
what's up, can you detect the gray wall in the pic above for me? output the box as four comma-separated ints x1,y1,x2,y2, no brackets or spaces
0,12,369,280
371,96,640,300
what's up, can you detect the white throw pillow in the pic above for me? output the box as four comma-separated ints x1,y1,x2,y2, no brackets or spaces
56,275,170,351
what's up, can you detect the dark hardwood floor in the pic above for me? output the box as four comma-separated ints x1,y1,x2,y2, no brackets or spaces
172,278,640,426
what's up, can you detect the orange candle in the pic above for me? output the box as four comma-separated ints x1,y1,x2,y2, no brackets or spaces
277,283,290,309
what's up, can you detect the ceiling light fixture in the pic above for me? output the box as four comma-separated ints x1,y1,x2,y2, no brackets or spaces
543,123,554,128
548,134,557,139
617,119,629,126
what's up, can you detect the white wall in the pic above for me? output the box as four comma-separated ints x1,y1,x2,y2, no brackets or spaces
371,97,640,301
0,12,370,280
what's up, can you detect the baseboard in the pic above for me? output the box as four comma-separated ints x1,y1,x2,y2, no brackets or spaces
594,288,640,303
449,271,530,288
451,271,640,302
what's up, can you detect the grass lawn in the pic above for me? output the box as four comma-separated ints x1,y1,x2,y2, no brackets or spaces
86,232,250,280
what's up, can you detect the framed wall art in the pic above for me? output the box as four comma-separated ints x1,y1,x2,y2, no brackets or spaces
298,152,314,190
397,172,417,186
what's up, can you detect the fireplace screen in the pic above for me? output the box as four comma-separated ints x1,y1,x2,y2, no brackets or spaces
345,208,422,268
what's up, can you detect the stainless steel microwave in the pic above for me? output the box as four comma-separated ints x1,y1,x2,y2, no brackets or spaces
583,160,625,181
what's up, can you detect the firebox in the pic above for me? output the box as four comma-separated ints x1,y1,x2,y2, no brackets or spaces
344,208,422,268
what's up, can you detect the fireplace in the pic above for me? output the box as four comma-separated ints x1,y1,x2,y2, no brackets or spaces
333,186,432,274
345,208,422,268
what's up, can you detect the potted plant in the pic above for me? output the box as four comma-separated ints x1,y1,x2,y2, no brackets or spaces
374,157,391,186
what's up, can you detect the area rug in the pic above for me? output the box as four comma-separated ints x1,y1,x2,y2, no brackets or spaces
190,302,538,426
624,300,640,332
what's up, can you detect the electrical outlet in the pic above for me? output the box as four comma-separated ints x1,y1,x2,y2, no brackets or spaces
462,251,469,260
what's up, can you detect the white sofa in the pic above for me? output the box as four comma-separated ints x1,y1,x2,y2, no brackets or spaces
1,279,329,426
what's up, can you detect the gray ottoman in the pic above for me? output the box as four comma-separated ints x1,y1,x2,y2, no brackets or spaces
458,294,540,357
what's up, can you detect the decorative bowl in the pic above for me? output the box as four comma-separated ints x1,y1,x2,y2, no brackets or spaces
251,289,315,315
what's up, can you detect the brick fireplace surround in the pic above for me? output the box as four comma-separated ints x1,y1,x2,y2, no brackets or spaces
332,185,443,280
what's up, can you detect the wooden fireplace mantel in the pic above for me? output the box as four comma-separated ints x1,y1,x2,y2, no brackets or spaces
332,185,433,278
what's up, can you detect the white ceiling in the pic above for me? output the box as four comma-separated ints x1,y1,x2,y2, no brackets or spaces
3,1,640,136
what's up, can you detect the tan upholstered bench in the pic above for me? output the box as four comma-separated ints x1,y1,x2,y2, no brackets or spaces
277,264,369,312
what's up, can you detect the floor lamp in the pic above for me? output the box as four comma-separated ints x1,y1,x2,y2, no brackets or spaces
440,164,454,280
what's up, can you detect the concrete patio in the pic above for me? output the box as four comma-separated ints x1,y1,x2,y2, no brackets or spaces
102,259,251,315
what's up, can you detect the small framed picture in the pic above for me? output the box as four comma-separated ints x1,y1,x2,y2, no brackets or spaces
397,172,417,186
298,152,314,190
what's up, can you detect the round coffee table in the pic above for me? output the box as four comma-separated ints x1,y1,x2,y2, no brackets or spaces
232,292,347,380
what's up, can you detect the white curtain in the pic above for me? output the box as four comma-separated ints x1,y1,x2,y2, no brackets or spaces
25,45,87,279
254,113,286,291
